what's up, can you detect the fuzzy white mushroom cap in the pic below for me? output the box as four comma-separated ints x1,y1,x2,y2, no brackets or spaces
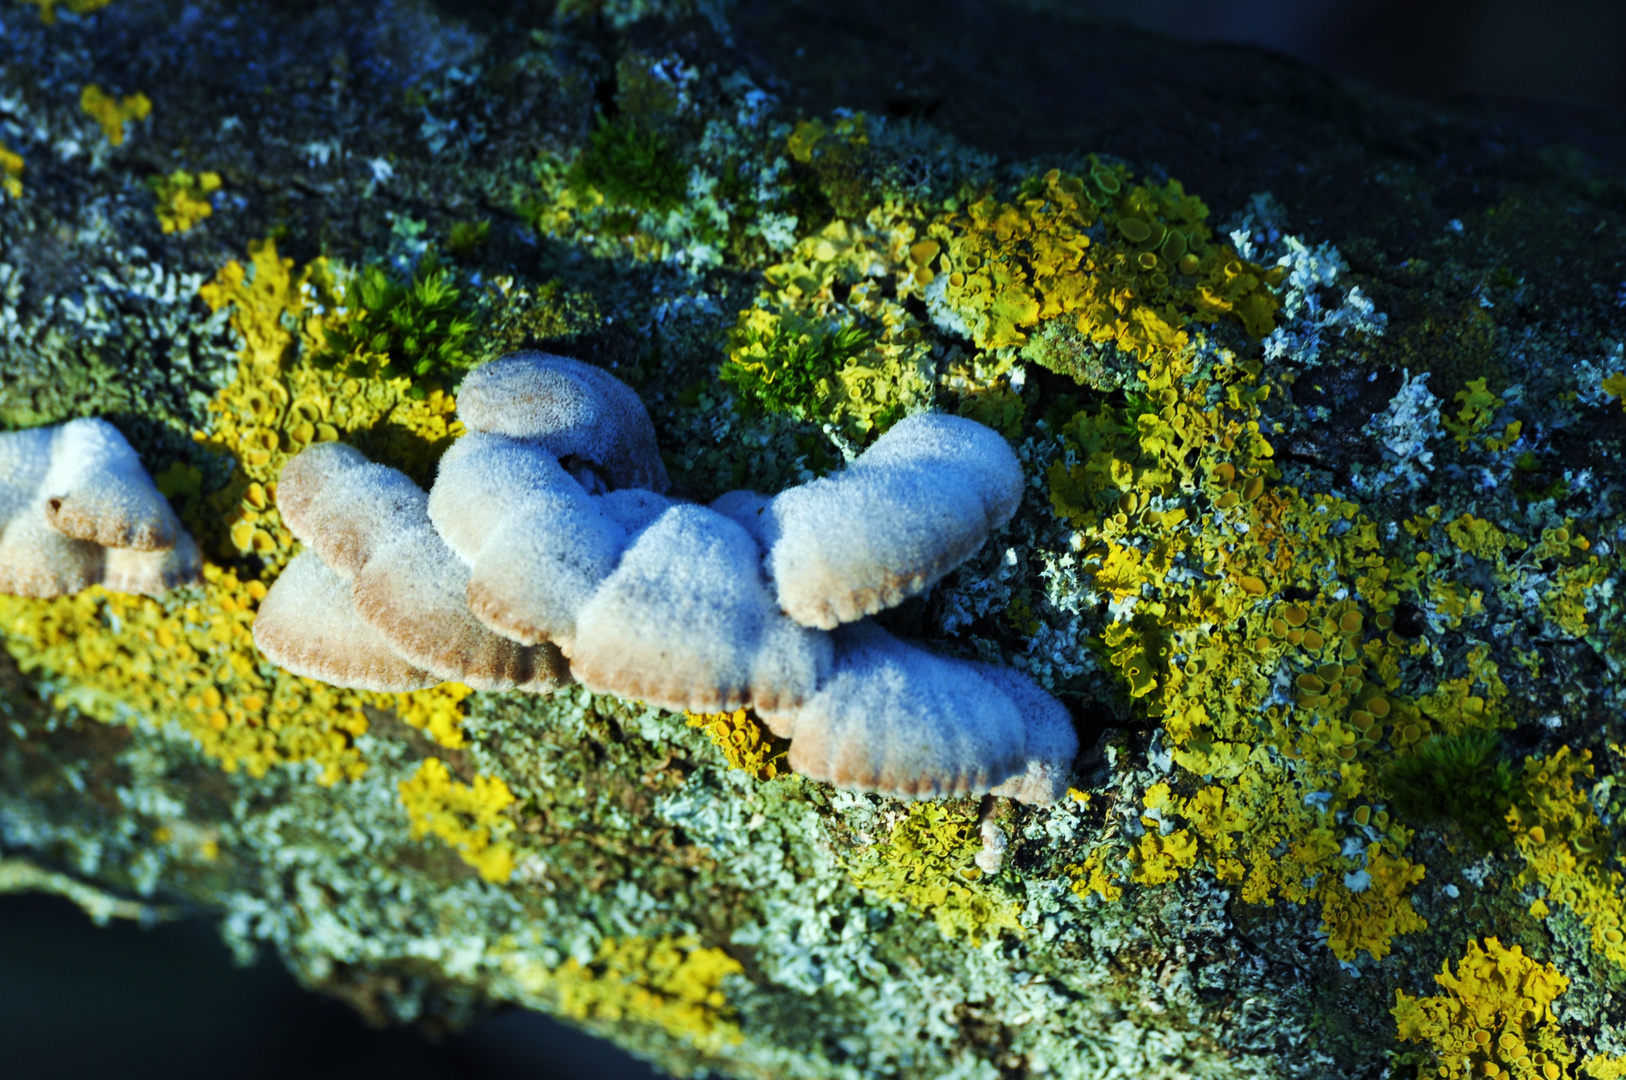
278,442,428,579
254,551,438,692
430,432,630,650
0,420,199,598
779,622,1027,799
767,413,1024,630
40,418,181,551
456,352,670,493
978,663,1079,805
570,504,830,714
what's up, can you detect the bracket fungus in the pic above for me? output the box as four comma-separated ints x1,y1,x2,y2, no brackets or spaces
258,440,568,694
765,413,1025,630
253,351,1077,804
455,351,670,493
0,418,200,598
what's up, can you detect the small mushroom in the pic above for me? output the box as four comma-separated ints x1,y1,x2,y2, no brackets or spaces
776,622,1026,799
352,525,572,693
254,550,439,692
279,442,427,578
456,352,670,493
767,413,1024,629
569,504,830,714
39,418,181,551
0,420,199,598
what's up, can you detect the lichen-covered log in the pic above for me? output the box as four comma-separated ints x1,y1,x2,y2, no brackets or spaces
3,1,1625,1077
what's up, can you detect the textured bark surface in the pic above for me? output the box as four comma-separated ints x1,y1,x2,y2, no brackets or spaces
2,2,1625,1078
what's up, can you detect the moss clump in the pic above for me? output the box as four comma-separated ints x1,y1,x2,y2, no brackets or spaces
720,309,876,422
1377,730,1518,852
568,115,687,215
315,259,477,386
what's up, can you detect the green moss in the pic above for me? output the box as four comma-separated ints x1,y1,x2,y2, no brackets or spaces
314,259,477,387
568,115,687,215
720,309,877,423
1377,731,1519,852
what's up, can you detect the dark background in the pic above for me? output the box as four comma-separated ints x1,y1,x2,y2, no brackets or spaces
2,1,1621,1078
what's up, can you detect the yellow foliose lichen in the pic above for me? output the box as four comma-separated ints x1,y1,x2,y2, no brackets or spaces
1441,377,1521,451
195,238,463,564
724,212,938,440
1065,843,1126,902
846,802,1023,945
80,83,151,146
21,0,113,23
547,936,745,1054
398,757,517,884
149,169,221,233
928,164,1284,355
394,682,474,749
684,709,789,781
0,142,22,199
1392,937,1574,1080
1509,747,1626,971
1602,371,1626,412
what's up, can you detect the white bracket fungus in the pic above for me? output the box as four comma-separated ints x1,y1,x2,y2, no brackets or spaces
263,441,568,694
455,351,670,493
253,352,1078,804
0,418,200,598
765,413,1025,630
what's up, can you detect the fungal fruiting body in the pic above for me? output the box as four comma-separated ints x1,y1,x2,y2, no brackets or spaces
255,441,568,694
766,413,1025,630
253,352,1078,803
0,418,200,598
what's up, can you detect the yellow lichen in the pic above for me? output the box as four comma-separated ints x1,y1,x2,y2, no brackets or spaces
1602,372,1626,412
397,757,517,884
540,936,745,1054
725,213,938,440
149,169,221,234
929,165,1283,354
846,802,1023,944
1045,330,1438,959
21,0,113,23
1392,937,1574,1080
1509,748,1626,971
394,682,474,749
79,84,151,147
1065,844,1125,902
0,142,22,200
0,566,372,782
195,238,463,564
1441,378,1521,451
683,709,789,781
